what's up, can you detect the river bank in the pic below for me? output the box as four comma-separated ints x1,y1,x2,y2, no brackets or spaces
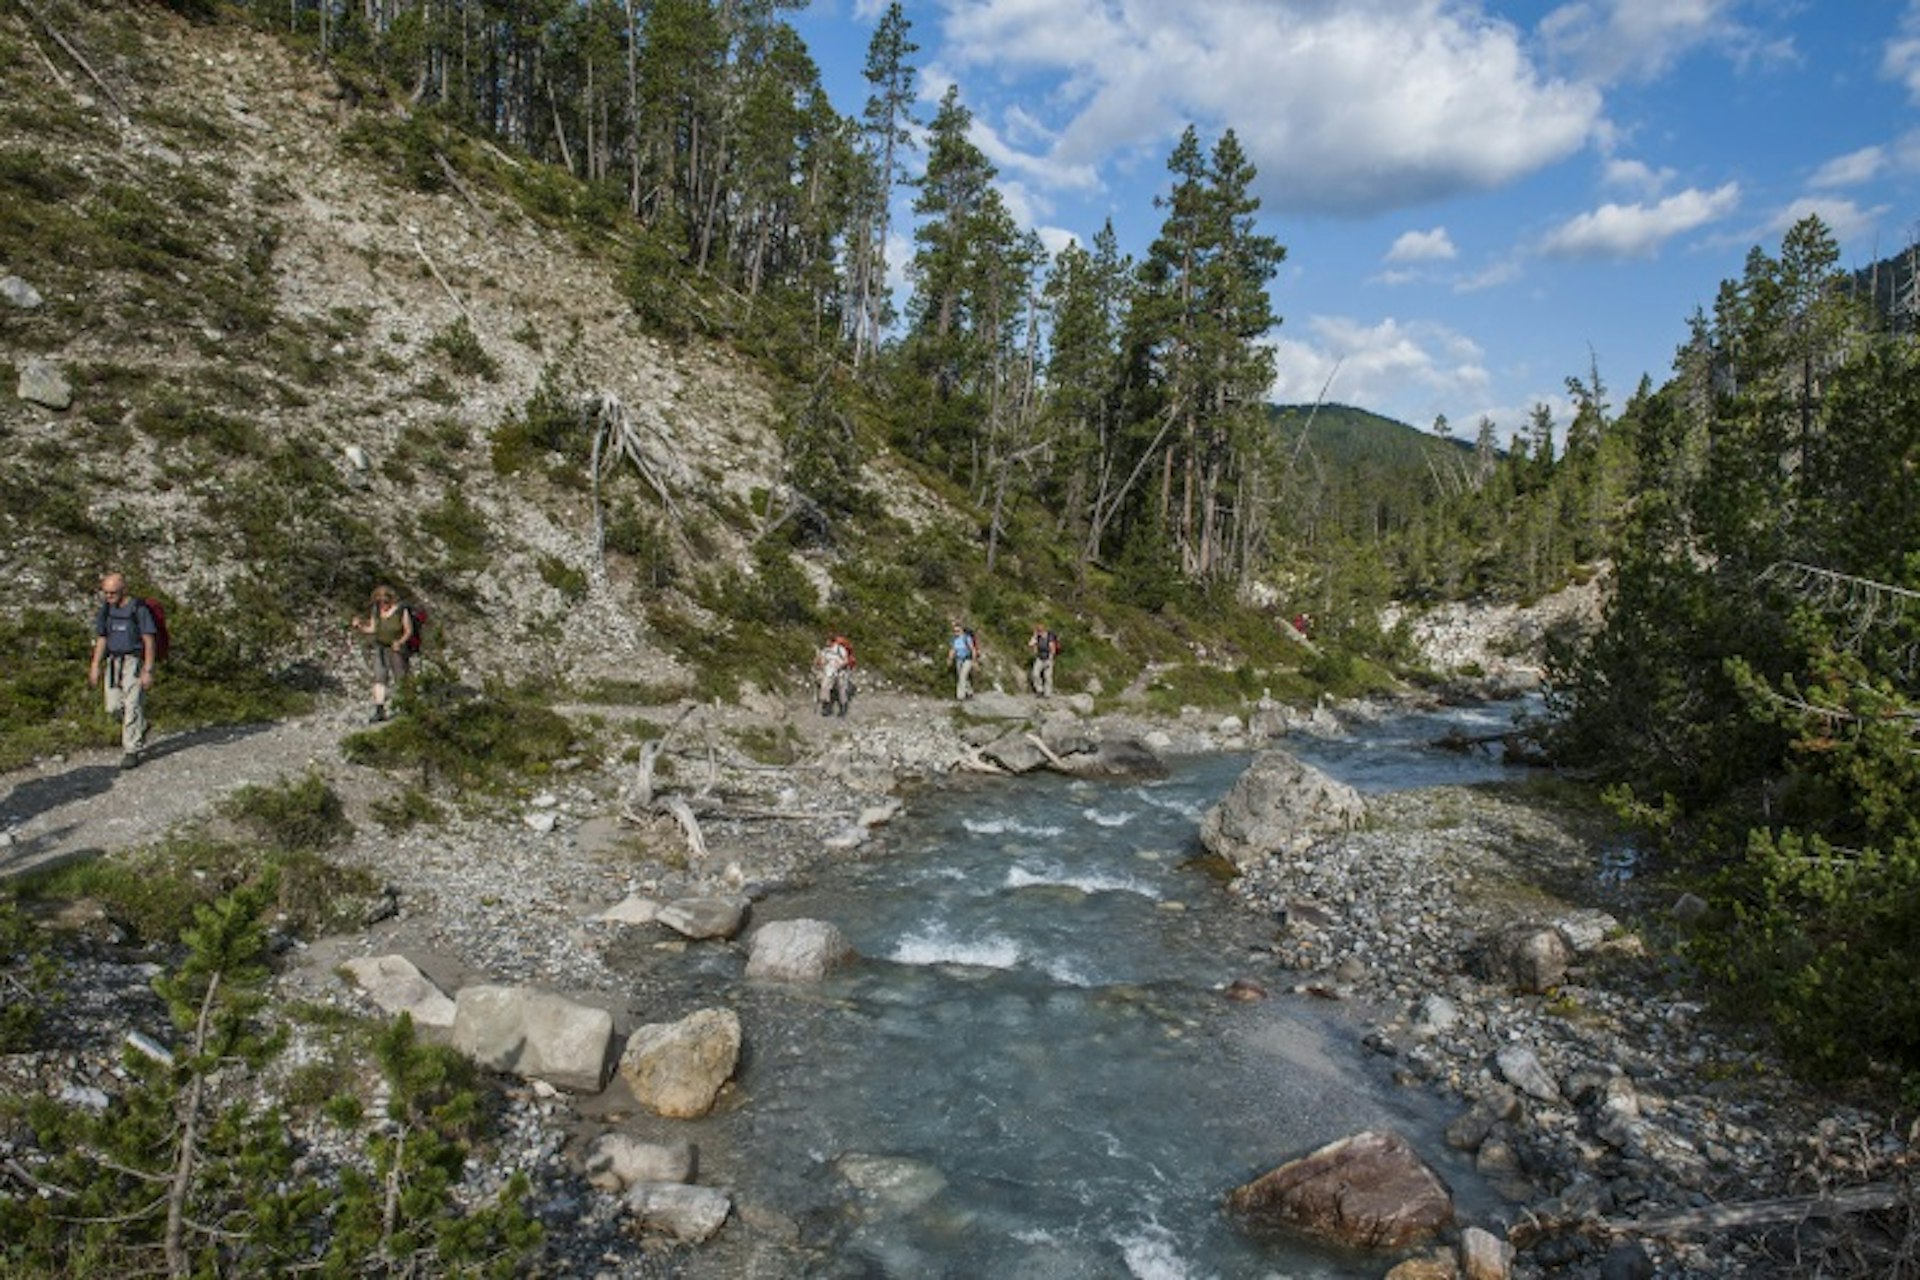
3,683,1911,1278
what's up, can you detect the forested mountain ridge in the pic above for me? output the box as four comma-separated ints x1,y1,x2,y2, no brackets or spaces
4,0,1437,773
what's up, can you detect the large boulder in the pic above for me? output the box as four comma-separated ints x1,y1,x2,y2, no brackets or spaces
1199,750,1365,869
619,1008,742,1119
745,918,858,982
1226,1129,1455,1251
1037,713,1096,758
450,985,615,1092
982,731,1050,774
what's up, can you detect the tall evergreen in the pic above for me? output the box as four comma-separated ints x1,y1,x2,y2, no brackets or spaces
1126,126,1284,582
852,1,918,366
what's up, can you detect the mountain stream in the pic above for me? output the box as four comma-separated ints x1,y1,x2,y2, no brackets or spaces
618,701,1539,1278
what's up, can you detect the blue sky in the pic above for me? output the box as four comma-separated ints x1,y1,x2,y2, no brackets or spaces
789,0,1920,441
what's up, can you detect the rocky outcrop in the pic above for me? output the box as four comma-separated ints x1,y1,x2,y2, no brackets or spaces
618,1007,742,1119
1199,750,1366,869
1226,1129,1455,1250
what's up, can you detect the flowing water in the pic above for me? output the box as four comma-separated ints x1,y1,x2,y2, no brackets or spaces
630,701,1539,1279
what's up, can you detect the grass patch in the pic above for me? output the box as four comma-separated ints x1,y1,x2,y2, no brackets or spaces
341,674,582,796
17,834,381,945
571,677,692,707
730,724,801,765
370,786,446,832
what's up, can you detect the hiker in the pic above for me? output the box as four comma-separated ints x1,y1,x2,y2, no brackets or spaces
814,633,853,717
349,584,413,723
947,622,977,701
87,572,156,770
1027,622,1059,697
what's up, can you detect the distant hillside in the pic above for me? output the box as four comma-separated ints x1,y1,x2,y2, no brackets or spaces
1267,403,1476,537
1270,402,1471,472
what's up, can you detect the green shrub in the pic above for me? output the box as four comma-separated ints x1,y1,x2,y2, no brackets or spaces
417,488,492,568
490,367,584,475
602,496,677,588
0,895,58,1051
537,554,588,602
427,316,498,381
371,786,446,831
222,771,352,853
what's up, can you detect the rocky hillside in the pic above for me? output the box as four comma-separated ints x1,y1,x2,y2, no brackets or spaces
1,1,965,706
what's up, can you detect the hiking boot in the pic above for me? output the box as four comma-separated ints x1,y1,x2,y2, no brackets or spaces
370,705,386,724
120,752,140,770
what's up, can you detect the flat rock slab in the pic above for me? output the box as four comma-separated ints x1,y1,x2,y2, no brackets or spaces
451,984,615,1093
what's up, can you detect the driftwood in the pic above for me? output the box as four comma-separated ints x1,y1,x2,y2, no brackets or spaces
587,392,688,562
954,749,1009,775
433,152,493,232
26,30,71,90
1515,1183,1906,1248
17,0,128,118
409,229,476,329
621,707,830,859
657,795,709,863
1023,732,1068,770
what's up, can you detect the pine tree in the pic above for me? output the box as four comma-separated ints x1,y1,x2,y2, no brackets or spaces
852,1,918,365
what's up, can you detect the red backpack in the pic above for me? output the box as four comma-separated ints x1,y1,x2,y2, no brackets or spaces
140,597,171,664
402,603,427,653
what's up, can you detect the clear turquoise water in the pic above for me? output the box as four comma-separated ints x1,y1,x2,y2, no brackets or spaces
650,703,1535,1278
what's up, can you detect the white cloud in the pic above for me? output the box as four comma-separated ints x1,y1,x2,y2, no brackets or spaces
1268,315,1492,425
935,0,1603,216
1539,182,1740,258
1762,196,1888,247
1602,156,1674,194
967,111,1101,196
1809,145,1886,189
1453,258,1523,292
1540,0,1775,84
1386,228,1458,264
1885,1,1920,102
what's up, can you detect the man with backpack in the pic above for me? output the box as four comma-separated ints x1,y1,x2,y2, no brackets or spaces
1028,622,1060,697
947,622,977,701
88,572,157,769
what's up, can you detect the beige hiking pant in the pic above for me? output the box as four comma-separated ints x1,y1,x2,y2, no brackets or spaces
103,653,149,754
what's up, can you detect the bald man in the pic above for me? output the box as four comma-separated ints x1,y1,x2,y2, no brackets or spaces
88,572,156,769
